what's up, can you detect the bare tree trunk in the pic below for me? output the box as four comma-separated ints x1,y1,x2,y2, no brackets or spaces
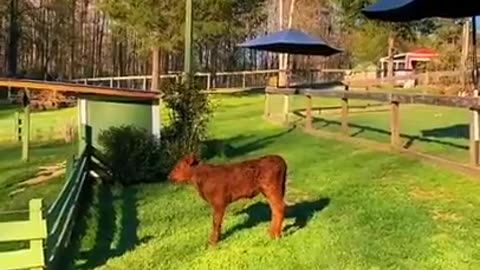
7,0,19,77
387,34,395,82
461,19,470,89
151,47,160,91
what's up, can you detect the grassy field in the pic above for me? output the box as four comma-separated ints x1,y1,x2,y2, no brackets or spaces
67,94,480,270
0,105,78,219
267,94,470,163
0,105,77,143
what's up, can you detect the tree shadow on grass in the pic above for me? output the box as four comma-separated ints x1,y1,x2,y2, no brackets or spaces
202,127,296,160
222,198,330,240
421,124,469,140
311,117,469,150
61,156,151,270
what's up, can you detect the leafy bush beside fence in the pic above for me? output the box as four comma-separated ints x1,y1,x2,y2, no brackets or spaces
98,126,163,185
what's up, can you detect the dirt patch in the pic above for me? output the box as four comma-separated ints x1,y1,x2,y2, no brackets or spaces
17,161,66,187
285,185,318,205
409,186,453,202
431,209,463,222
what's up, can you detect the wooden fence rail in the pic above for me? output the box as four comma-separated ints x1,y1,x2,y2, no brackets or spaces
0,199,47,270
46,148,89,270
266,86,480,167
0,147,90,270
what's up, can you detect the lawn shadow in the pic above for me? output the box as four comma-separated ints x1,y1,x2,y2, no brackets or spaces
202,127,296,160
222,198,330,240
421,124,469,139
311,117,469,151
61,150,150,270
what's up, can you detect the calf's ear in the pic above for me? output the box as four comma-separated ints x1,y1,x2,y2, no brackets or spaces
185,154,199,166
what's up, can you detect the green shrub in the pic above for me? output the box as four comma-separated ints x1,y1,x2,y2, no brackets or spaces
161,81,212,166
97,125,162,185
97,81,212,184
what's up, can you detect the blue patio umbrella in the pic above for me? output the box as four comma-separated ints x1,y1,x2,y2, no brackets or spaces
238,29,342,56
361,0,480,87
362,0,480,22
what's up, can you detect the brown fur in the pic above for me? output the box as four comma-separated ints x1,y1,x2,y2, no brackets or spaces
169,153,287,245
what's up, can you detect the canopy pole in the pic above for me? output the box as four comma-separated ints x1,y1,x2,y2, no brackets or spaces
472,17,478,89
471,16,479,166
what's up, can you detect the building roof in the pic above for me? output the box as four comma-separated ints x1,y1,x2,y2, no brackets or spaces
0,79,160,101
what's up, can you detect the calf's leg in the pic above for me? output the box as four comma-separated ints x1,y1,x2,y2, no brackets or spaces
209,204,226,246
264,189,285,239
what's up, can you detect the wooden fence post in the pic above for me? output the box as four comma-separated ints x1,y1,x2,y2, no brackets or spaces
470,108,480,166
390,101,401,147
242,72,247,89
14,111,20,142
341,97,349,135
206,73,211,90
143,77,148,90
283,94,289,124
264,92,270,118
305,95,313,130
29,199,46,270
22,90,31,162
109,78,114,88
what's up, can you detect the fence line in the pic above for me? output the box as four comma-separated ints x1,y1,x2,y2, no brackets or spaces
72,68,472,95
46,148,89,269
72,69,348,91
265,86,480,169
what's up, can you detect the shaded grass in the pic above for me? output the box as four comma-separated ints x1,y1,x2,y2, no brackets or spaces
0,142,77,213
70,94,480,270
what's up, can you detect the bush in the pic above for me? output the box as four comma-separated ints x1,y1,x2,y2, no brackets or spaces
98,125,162,185
97,81,212,184
161,81,212,166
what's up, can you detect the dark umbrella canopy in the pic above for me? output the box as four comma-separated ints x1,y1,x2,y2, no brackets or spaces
238,29,342,56
362,0,480,22
362,0,480,89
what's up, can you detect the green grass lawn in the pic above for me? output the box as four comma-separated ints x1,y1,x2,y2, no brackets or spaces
0,142,77,216
67,94,480,270
0,105,78,219
268,95,470,163
0,105,77,143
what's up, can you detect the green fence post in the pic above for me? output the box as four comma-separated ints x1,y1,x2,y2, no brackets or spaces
29,199,47,270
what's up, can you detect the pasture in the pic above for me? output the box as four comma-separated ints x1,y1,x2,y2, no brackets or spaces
0,106,77,218
62,94,480,270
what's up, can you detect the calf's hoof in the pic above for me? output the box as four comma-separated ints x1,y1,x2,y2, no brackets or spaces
269,231,282,240
208,236,219,247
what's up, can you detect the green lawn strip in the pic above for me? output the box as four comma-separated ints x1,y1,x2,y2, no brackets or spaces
70,95,480,270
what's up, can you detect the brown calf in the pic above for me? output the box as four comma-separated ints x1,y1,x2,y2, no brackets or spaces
169,153,287,245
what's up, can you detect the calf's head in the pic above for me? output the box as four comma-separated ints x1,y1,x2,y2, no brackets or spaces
169,154,199,183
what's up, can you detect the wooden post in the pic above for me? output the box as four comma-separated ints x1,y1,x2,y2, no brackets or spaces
22,90,30,162
109,78,114,88
207,73,211,90
143,77,148,90
305,95,312,130
470,108,480,166
390,101,401,147
283,94,289,124
84,79,88,85
341,97,349,135
264,93,270,118
29,199,46,270
242,72,247,89
14,111,20,141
